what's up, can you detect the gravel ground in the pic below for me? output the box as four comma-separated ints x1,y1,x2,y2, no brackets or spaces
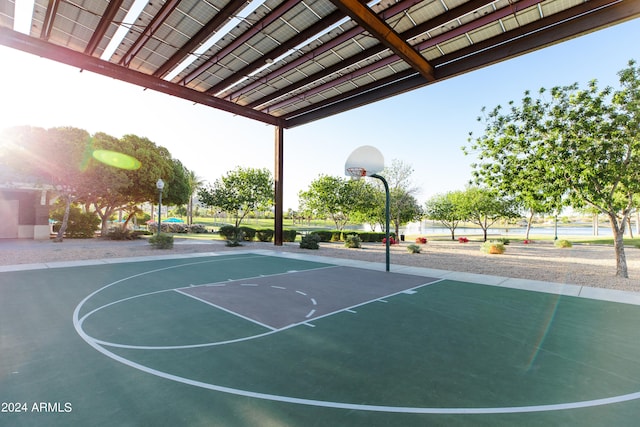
1,237,639,292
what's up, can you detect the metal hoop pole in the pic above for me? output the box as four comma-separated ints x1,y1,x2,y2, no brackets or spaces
371,173,390,272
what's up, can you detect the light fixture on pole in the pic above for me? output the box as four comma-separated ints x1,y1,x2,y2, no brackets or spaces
156,178,164,236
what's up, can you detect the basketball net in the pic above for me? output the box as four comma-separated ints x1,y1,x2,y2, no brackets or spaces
346,167,367,180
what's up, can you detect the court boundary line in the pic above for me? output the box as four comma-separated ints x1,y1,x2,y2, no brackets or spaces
65,250,640,414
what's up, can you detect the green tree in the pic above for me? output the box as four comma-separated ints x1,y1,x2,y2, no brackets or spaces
374,159,422,237
457,187,520,242
298,175,373,231
82,133,176,235
424,191,466,240
467,60,640,277
198,167,273,228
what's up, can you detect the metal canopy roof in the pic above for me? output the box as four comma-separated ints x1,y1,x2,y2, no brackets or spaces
1,0,639,129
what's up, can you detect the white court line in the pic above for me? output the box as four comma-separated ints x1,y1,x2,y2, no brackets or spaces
175,289,276,331
72,253,640,415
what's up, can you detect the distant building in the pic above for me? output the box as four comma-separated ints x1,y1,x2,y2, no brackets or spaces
0,182,52,239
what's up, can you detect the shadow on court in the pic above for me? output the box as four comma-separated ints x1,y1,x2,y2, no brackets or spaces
2,252,640,426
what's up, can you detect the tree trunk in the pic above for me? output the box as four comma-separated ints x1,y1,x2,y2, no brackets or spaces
450,228,455,241
610,214,629,278
54,194,72,242
525,209,534,240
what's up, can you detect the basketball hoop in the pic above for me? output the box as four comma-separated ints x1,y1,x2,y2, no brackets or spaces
346,167,367,180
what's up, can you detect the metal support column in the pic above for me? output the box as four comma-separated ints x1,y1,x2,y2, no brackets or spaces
371,173,390,272
274,126,284,246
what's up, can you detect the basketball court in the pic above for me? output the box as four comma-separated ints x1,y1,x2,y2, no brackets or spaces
2,249,640,426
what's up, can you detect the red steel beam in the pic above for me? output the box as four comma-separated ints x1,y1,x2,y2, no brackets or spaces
243,0,496,108
84,0,125,55
0,27,282,126
328,0,435,81
222,0,428,101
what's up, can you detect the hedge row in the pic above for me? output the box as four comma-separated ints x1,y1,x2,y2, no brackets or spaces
310,230,396,242
218,225,297,242
148,223,208,234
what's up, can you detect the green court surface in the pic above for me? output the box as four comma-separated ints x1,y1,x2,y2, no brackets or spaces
2,251,640,426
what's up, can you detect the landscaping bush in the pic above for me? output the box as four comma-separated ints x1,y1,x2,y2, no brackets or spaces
256,229,274,242
51,208,100,238
415,237,427,244
283,229,298,242
188,224,208,233
219,225,239,240
330,231,343,242
344,234,362,249
382,236,398,245
105,227,139,240
555,239,573,248
480,241,505,254
149,233,174,249
458,237,469,243
312,230,334,242
239,226,257,241
300,233,321,250
165,223,188,233
358,232,387,242
407,243,421,253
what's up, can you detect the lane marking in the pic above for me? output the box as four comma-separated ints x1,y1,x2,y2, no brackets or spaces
74,265,640,415
306,309,316,318
175,289,276,331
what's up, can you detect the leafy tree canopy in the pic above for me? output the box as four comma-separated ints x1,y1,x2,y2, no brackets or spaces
466,59,640,277
198,166,274,228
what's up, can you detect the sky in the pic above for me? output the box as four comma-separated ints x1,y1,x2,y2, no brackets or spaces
1,18,639,210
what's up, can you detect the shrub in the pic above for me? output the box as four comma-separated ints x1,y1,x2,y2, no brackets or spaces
239,226,256,241
165,223,188,233
219,225,239,240
330,231,343,242
51,209,100,238
256,229,274,242
188,224,208,233
497,238,510,245
480,241,505,254
106,227,139,240
458,237,469,243
407,243,421,253
344,234,362,248
283,229,298,242
555,239,572,248
149,233,174,249
382,236,398,245
300,233,321,250
415,237,427,244
312,230,333,242
358,232,387,242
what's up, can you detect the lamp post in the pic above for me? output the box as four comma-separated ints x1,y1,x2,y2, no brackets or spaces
156,178,164,236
